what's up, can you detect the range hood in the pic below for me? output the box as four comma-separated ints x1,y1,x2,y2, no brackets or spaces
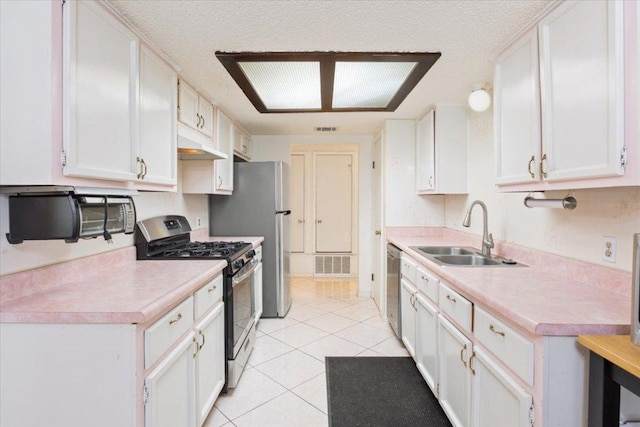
177,123,228,161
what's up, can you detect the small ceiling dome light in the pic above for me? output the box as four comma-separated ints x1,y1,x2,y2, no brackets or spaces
468,86,491,112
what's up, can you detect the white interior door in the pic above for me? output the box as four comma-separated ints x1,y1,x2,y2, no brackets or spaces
290,154,305,253
315,154,353,253
372,134,383,311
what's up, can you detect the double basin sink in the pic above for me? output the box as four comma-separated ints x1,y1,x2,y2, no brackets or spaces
409,246,527,267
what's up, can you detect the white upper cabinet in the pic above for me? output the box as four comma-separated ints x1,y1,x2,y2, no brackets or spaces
62,0,177,189
494,0,627,191
233,125,252,161
63,0,139,182
214,108,234,193
494,28,541,185
178,80,214,139
139,45,178,186
416,105,468,195
181,107,235,195
538,0,624,182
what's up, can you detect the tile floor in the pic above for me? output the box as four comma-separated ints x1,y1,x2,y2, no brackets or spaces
204,276,409,427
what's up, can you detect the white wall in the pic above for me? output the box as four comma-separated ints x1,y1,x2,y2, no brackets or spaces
445,109,640,272
252,134,374,296
0,163,209,276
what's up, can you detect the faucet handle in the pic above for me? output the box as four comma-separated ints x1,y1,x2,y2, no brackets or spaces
486,233,495,248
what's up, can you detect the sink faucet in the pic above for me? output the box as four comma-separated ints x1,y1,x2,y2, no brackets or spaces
462,200,494,257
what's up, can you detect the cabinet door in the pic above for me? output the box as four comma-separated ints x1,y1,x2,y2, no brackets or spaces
63,0,138,182
178,80,199,130
233,125,243,153
471,347,533,427
242,134,252,158
194,303,225,427
198,96,214,138
214,109,234,193
438,314,472,427
400,279,417,359
139,45,177,186
539,0,625,182
145,332,195,427
494,28,541,185
416,110,435,193
416,293,438,395
253,261,263,322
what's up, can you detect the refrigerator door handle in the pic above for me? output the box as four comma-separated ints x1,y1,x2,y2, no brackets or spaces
275,210,291,215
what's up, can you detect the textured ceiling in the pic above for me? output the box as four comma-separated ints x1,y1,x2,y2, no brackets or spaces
109,0,552,136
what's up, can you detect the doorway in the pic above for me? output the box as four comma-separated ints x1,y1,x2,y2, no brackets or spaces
289,144,359,278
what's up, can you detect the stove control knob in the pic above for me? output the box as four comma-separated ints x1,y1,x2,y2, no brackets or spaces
234,260,244,270
247,250,256,258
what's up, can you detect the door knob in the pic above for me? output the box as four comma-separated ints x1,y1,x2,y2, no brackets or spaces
375,230,381,236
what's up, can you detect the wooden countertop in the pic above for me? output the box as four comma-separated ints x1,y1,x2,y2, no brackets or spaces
578,335,640,378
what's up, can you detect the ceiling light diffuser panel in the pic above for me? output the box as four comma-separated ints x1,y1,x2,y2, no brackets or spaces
238,61,322,110
216,52,441,113
332,62,418,109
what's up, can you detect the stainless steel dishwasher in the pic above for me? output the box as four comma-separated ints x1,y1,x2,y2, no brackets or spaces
386,243,401,338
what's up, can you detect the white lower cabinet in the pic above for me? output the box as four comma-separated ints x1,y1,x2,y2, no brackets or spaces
415,293,438,395
194,302,225,427
400,278,417,359
471,347,533,427
144,332,196,427
143,275,226,427
438,314,473,427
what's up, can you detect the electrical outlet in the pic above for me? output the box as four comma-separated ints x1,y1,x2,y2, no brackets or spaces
196,216,202,227
603,236,617,263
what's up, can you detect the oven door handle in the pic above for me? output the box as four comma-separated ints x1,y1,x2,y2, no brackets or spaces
232,258,258,287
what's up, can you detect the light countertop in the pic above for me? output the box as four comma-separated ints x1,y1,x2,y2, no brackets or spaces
388,232,630,337
0,236,264,325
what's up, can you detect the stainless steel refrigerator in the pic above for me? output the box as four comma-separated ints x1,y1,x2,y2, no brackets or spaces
209,161,292,318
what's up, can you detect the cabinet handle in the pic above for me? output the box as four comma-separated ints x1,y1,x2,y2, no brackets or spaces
375,230,381,235
539,153,548,179
298,219,304,224
169,313,182,325
198,330,206,351
207,285,217,293
469,351,476,375
428,175,434,188
201,116,206,129
196,113,202,128
140,158,148,179
317,219,322,224
218,176,222,187
489,324,505,337
446,294,456,303
527,155,535,179
460,344,467,368
136,157,143,179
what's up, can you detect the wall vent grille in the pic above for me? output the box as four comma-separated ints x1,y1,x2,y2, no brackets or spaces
314,255,351,276
314,127,338,132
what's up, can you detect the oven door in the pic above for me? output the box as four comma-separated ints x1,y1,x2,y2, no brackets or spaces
231,258,258,357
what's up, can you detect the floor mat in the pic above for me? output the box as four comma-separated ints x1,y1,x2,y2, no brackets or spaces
325,356,452,427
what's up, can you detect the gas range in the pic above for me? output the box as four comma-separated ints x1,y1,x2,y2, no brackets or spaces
134,215,254,274
134,215,258,390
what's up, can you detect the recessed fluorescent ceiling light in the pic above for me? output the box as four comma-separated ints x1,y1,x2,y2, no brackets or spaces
216,52,441,113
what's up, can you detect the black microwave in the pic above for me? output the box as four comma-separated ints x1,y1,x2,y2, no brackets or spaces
6,194,136,244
